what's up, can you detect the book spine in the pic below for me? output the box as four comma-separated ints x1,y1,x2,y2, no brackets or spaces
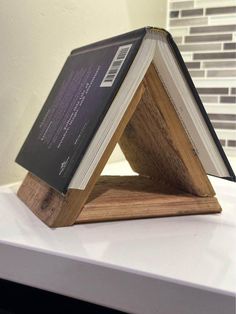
70,28,147,56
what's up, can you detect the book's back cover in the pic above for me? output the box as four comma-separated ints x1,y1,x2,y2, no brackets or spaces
16,29,146,193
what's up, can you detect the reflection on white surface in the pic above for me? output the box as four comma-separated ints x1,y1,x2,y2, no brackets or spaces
0,161,235,294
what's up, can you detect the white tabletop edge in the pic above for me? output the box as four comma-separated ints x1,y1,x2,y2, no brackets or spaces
0,237,235,298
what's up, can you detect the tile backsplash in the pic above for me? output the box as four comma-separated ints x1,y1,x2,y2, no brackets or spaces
168,0,236,156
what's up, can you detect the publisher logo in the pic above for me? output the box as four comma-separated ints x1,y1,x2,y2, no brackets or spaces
59,157,70,175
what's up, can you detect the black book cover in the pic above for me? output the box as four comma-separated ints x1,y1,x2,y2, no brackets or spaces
16,27,235,194
16,28,146,193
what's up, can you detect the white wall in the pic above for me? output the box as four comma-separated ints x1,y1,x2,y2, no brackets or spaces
0,0,167,185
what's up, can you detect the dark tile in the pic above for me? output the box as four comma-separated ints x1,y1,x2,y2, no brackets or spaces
170,11,179,18
228,140,236,147
231,88,236,94
220,139,226,146
185,34,232,43
212,122,236,129
206,6,236,15
220,96,236,103
207,70,236,77
189,70,205,77
190,24,236,34
200,95,218,103
181,8,203,17
178,43,221,51
193,52,236,60
170,17,207,26
208,114,236,121
224,43,236,50
185,61,201,69
197,88,228,95
203,61,236,68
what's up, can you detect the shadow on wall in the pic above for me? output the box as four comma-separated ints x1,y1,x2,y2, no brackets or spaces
0,90,41,184
0,0,131,186
0,0,168,185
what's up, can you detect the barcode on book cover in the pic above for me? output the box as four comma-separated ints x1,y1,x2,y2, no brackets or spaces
100,44,132,87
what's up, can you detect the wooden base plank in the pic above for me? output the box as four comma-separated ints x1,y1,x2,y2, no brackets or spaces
17,174,221,227
76,175,221,223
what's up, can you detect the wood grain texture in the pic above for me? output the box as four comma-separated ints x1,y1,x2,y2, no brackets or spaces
119,63,214,197
17,63,220,228
17,172,92,227
76,175,221,223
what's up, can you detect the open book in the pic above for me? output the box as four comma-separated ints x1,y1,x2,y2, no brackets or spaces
16,27,235,194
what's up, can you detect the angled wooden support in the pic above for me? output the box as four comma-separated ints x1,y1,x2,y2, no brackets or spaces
17,64,221,228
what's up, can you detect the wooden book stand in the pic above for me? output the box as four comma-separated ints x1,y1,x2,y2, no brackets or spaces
17,64,221,227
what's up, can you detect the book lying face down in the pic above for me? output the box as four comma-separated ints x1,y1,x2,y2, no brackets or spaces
16,27,236,194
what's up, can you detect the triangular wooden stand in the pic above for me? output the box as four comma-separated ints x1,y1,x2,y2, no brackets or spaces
17,64,221,227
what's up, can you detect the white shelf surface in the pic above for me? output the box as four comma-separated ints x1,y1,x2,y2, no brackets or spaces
0,161,235,314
